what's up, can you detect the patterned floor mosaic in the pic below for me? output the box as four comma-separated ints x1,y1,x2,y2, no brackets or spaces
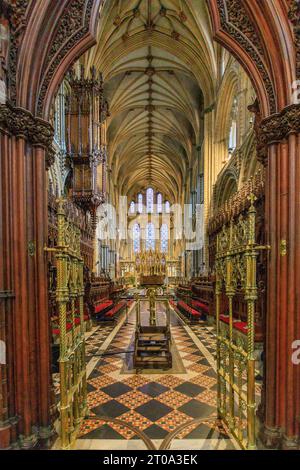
52,324,115,400
190,324,263,398
76,305,238,449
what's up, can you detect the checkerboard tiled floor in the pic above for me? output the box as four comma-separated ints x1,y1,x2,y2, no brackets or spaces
52,324,115,401
85,325,115,359
190,324,263,398
77,306,236,448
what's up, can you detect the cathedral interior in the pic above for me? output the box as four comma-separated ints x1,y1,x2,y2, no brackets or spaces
0,0,300,452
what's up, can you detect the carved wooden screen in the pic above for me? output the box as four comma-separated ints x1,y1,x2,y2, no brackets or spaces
48,199,87,449
215,195,268,449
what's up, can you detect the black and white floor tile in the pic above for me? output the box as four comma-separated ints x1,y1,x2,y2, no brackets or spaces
75,305,239,450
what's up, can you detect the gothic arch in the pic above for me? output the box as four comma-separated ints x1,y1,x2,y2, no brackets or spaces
1,0,299,451
207,0,295,116
215,62,238,140
16,0,103,118
214,168,238,208
13,0,296,124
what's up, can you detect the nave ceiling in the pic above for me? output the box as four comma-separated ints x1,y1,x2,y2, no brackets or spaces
83,0,218,203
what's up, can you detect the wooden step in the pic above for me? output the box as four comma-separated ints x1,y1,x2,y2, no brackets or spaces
137,341,168,348
134,356,170,364
138,334,167,342
136,349,169,357
137,350,170,356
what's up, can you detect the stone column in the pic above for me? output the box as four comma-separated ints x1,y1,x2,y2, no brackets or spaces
260,105,300,449
0,126,15,449
0,104,54,448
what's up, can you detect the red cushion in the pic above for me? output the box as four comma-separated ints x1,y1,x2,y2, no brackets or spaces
94,300,113,314
190,309,201,316
219,317,251,336
220,315,230,324
104,301,126,318
192,300,209,313
52,322,72,335
177,300,202,317
234,321,248,334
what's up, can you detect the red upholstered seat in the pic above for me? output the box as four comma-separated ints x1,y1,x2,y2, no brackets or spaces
177,300,202,319
233,321,247,334
220,314,230,324
219,317,261,341
94,300,113,314
52,322,72,336
190,309,201,317
192,300,209,313
104,301,126,319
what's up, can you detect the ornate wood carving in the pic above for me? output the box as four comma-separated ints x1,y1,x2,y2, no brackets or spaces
48,191,94,270
216,0,276,113
248,100,300,165
0,0,30,104
65,65,108,222
248,99,267,164
0,1,10,93
225,0,264,56
208,168,265,234
259,103,300,145
289,0,300,79
37,0,97,116
0,102,55,166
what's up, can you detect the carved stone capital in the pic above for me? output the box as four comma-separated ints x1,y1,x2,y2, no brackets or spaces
259,104,300,147
0,103,55,167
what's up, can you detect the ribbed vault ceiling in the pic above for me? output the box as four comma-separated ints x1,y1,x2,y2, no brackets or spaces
84,0,217,202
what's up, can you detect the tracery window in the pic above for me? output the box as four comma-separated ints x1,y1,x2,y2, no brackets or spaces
161,224,169,253
198,174,204,205
229,120,237,152
133,223,140,253
157,193,163,213
165,201,170,213
228,97,238,155
138,193,143,213
146,222,155,251
146,187,154,213
53,83,66,150
129,201,135,214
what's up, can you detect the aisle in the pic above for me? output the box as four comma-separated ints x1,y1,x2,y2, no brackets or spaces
75,303,239,450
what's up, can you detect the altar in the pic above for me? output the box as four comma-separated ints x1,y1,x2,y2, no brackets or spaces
135,250,166,287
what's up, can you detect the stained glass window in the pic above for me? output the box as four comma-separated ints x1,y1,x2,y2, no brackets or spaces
133,223,140,253
165,201,170,213
157,193,162,213
146,223,155,251
129,201,135,214
229,98,238,155
138,193,143,213
146,188,154,213
229,120,237,152
161,224,169,253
